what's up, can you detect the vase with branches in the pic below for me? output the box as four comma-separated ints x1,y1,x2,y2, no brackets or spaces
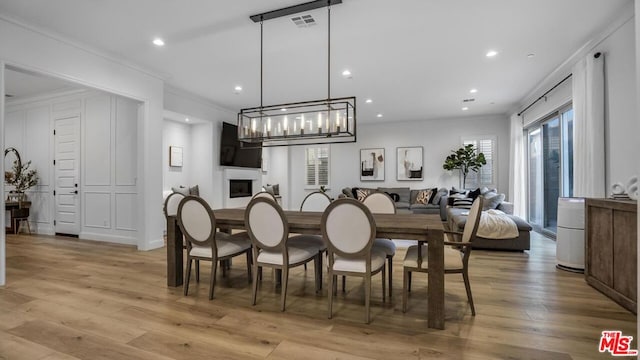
443,144,486,189
5,159,38,200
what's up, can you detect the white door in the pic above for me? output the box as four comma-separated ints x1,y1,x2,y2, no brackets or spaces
54,116,80,235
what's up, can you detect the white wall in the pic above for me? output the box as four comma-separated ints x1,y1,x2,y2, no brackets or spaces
4,90,140,245
279,115,510,210
262,146,290,208
0,16,165,262
162,119,191,191
514,9,637,193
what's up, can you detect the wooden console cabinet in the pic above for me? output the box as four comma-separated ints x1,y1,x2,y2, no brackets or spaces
585,198,637,314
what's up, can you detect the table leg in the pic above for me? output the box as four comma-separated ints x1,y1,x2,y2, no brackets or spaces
427,237,445,329
167,216,184,287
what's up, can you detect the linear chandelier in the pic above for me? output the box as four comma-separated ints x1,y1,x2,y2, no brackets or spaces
238,0,356,147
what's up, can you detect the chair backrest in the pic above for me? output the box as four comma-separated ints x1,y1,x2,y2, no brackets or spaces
462,196,484,243
163,192,185,218
252,191,277,202
177,196,216,248
321,198,376,258
300,191,332,212
245,196,287,251
362,192,396,214
11,207,29,218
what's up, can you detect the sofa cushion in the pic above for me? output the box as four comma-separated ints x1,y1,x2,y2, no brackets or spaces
378,187,410,204
395,201,410,209
483,192,505,210
431,188,448,205
409,203,439,210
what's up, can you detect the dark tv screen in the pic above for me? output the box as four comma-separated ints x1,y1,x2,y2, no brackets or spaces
220,122,262,168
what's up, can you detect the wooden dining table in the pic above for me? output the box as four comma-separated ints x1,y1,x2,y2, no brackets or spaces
165,208,446,329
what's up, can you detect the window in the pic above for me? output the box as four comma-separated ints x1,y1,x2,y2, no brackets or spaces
462,136,496,189
305,146,330,188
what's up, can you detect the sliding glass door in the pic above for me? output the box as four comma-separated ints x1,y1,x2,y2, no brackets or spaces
526,105,573,236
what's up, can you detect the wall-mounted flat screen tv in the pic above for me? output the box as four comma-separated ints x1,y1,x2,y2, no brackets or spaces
220,122,262,168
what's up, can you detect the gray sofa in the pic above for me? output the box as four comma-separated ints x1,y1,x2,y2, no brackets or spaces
444,198,532,251
340,187,448,217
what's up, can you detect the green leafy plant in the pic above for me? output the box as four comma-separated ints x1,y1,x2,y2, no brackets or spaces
5,159,38,193
443,144,486,189
319,185,326,193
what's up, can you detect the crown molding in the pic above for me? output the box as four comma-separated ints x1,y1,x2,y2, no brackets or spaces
164,83,236,115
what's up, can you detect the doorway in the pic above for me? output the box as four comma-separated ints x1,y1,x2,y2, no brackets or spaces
526,104,574,237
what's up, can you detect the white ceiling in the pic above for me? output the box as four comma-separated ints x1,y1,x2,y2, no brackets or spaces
4,67,79,98
0,0,631,123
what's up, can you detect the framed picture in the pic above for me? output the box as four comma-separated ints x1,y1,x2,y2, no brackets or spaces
360,148,385,181
169,146,183,167
397,146,423,180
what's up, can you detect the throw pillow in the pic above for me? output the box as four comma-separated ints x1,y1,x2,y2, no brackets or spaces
351,187,360,199
264,185,275,195
189,185,200,196
431,187,448,205
171,186,189,196
267,183,280,195
468,188,481,200
342,187,354,198
415,189,434,205
450,187,468,196
483,193,506,210
453,198,473,209
389,193,400,202
356,188,371,202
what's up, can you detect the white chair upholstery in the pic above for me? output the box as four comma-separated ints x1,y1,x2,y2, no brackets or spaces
164,192,185,217
245,197,322,311
252,191,277,202
362,192,396,298
177,196,252,300
322,198,386,324
300,191,332,212
402,196,484,315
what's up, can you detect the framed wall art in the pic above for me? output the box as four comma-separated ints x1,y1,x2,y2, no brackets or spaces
169,146,183,167
360,148,385,181
397,146,423,180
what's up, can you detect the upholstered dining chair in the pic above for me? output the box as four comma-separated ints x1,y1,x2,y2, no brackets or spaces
362,192,396,298
177,196,252,300
300,191,332,212
402,196,483,315
12,206,31,235
252,191,278,202
321,198,386,324
245,197,323,311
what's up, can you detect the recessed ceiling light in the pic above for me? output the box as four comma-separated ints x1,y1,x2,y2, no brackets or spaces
365,99,373,103
234,85,242,92
527,53,535,58
376,113,383,118
486,50,498,57
470,88,478,94
281,108,287,112
185,118,190,122
462,107,469,111
152,38,165,47
342,69,352,78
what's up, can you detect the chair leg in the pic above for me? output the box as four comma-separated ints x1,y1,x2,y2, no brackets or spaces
251,265,259,305
184,258,193,296
281,266,289,312
25,220,31,235
342,275,346,292
327,270,334,319
317,251,323,291
364,274,371,324
195,260,200,282
387,255,393,298
304,263,307,271
209,259,218,300
313,256,321,294
402,268,409,313
333,275,338,296
14,219,18,235
462,270,476,316
408,271,412,292
381,265,386,303
246,250,252,283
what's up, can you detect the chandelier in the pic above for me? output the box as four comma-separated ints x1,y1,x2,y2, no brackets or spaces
238,0,356,147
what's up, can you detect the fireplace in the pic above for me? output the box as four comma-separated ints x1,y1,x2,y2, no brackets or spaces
229,179,253,198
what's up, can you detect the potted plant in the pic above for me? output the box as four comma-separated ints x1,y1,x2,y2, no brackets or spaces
443,144,486,189
5,159,38,202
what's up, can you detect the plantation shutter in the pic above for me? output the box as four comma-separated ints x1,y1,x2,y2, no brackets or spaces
305,146,330,188
463,137,495,188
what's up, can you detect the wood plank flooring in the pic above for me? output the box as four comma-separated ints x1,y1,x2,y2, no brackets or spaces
0,232,636,359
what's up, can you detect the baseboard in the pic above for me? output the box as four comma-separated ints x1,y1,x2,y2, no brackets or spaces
78,232,137,246
139,238,164,251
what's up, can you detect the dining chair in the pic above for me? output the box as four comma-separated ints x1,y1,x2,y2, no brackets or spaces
300,191,332,212
252,191,277,202
402,196,483,315
362,192,396,298
321,198,386,324
177,195,252,300
245,196,323,311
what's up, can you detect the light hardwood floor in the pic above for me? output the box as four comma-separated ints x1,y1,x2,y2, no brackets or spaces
0,232,636,359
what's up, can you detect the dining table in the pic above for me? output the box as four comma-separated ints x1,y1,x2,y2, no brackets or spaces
165,208,446,329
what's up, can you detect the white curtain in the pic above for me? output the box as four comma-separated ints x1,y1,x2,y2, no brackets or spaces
508,113,526,217
573,52,606,197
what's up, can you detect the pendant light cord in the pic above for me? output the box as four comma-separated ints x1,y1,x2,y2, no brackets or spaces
260,17,264,111
327,2,331,101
